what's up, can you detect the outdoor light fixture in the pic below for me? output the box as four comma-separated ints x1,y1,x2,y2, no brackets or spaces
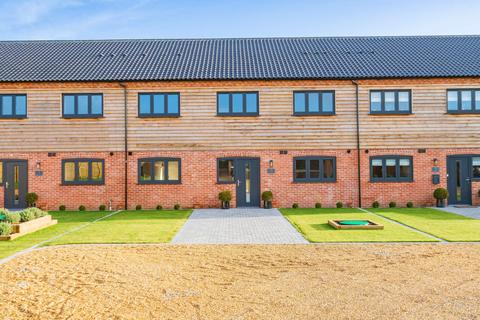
36,161,41,170
433,158,438,166
269,160,274,168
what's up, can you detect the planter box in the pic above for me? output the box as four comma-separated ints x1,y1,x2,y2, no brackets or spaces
0,215,57,241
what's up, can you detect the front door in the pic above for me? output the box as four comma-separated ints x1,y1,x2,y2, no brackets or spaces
447,156,472,205
235,159,260,207
4,161,28,209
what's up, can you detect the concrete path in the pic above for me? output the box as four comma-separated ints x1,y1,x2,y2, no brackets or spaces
435,206,480,219
171,208,308,244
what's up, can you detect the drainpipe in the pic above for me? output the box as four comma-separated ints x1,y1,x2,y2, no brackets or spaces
119,82,128,210
351,80,362,208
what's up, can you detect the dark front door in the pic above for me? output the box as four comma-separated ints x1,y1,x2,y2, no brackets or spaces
4,161,28,209
235,159,260,207
447,156,472,205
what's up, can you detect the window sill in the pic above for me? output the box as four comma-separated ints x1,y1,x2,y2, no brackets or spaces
369,112,413,115
446,111,480,115
138,181,182,185
138,115,180,118
370,180,414,183
216,114,259,117
292,113,335,116
61,182,105,186
292,180,337,184
216,181,235,185
0,116,28,119
62,116,104,119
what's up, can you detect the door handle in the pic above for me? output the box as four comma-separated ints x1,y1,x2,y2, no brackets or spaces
236,180,241,187
4,182,8,189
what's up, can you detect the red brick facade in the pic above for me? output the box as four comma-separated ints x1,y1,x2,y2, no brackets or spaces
1,148,479,210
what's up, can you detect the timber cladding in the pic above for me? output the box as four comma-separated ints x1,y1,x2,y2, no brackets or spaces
0,77,479,152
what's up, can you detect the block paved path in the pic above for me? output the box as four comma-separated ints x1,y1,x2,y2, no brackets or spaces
171,208,308,244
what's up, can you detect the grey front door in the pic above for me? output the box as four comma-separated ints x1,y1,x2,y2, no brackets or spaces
235,159,260,207
4,161,28,209
447,156,472,205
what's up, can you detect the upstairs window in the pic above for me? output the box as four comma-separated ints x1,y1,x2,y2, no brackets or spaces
447,89,480,113
0,94,27,118
293,91,335,115
138,93,180,117
63,94,103,118
0,161,2,184
217,92,259,116
370,156,413,182
293,157,336,182
370,90,411,114
138,158,181,184
62,159,104,185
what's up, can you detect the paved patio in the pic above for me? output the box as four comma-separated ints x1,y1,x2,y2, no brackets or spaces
171,208,308,244
436,206,480,219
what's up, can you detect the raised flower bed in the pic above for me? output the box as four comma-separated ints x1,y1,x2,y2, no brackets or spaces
0,208,57,241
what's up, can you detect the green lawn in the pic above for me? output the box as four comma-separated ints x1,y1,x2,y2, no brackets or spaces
0,210,191,260
280,208,438,242
370,208,480,242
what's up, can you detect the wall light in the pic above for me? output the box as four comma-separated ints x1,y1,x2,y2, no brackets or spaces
269,160,274,168
36,161,42,170
433,158,438,166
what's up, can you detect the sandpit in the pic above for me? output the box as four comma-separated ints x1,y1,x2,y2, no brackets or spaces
0,244,479,319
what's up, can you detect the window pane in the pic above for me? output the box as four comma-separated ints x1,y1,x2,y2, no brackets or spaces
78,162,89,181
308,93,319,112
447,91,458,111
153,94,165,114
309,159,320,178
168,161,179,181
139,94,151,114
232,94,243,113
15,96,27,115
91,95,102,115
78,95,89,114
384,92,395,111
218,93,229,113
140,162,151,181
295,159,307,179
399,158,411,178
372,159,383,178
218,160,234,182
323,159,334,179
63,96,75,115
154,161,165,181
294,93,306,113
370,92,381,112
91,161,103,181
473,157,480,178
245,93,257,113
475,91,480,110
386,159,396,178
322,92,334,112
167,94,179,114
461,91,472,110
398,92,410,111
2,96,12,115
0,162,2,184
64,162,75,182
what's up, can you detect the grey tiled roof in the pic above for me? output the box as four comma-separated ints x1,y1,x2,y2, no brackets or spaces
0,35,479,82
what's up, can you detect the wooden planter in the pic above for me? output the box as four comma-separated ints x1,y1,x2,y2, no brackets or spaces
0,215,57,241
328,219,384,230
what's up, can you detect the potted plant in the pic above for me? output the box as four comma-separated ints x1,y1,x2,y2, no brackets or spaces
262,191,273,209
218,191,232,209
26,192,38,207
433,188,448,207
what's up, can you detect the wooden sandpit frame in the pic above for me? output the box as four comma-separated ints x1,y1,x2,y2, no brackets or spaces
328,219,384,230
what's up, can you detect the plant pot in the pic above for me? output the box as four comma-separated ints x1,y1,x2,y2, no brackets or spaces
263,201,272,209
221,201,230,209
436,199,445,207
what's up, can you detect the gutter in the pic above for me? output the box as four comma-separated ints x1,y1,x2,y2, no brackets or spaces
119,82,128,210
351,80,362,207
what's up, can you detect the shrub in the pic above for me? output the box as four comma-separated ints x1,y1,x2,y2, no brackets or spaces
433,188,448,200
99,205,106,211
5,211,21,224
389,201,397,208
59,205,66,211
0,222,12,236
23,208,46,219
218,191,232,202
79,205,86,211
315,202,322,208
135,205,142,211
336,202,343,208
174,204,181,210
261,191,273,202
372,201,380,208
406,202,414,208
19,210,35,222
156,205,163,210
292,203,299,209
26,192,38,207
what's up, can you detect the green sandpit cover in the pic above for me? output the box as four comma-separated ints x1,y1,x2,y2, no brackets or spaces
0,214,5,221
338,220,370,226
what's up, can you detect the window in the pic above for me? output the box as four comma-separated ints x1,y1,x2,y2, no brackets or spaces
473,157,480,179
217,159,235,183
217,92,259,116
370,156,413,182
293,91,335,115
369,90,411,114
0,161,2,184
293,157,336,182
447,89,480,113
138,158,181,184
62,159,104,185
138,93,180,117
63,94,103,118
0,94,27,118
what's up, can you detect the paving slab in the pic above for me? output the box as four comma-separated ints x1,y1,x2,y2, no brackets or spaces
435,206,480,219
